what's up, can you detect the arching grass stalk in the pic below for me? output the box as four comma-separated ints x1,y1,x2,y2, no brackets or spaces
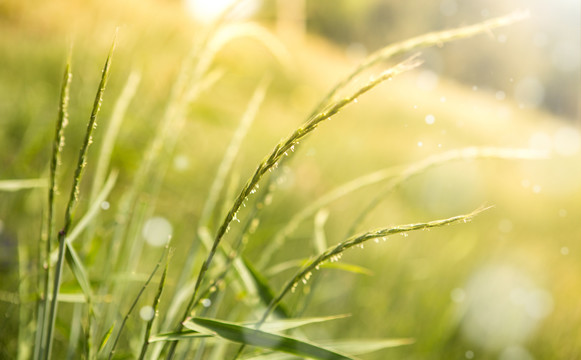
259,207,491,326
35,46,72,360
180,54,422,323
312,10,529,114
43,34,116,360
258,147,548,267
233,207,491,359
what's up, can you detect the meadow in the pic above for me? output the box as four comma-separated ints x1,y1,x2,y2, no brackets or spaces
1,1,580,359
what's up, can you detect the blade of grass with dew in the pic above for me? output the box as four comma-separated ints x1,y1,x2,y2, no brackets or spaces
138,252,169,360
312,10,530,114
256,207,492,328
177,56,422,343
35,48,72,360
106,246,167,359
258,146,547,268
184,317,356,360
0,178,48,192
43,34,116,360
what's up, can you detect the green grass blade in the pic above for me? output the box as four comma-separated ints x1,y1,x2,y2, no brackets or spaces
244,315,350,333
98,323,115,354
319,338,415,355
184,317,356,360
44,33,116,360
149,330,211,343
242,257,290,319
107,246,167,359
0,178,48,192
138,256,169,360
64,242,94,313
36,46,72,360
258,207,492,327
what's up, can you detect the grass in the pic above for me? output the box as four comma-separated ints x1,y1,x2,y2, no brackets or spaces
1,3,580,360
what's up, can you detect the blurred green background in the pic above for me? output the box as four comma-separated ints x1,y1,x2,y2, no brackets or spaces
1,0,580,359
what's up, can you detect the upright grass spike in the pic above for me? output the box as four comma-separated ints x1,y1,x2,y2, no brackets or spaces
35,46,72,360
43,32,116,360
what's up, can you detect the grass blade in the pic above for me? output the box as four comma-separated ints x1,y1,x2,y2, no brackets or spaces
0,178,48,192
258,206,492,327
138,256,169,360
44,33,116,360
319,338,415,355
242,257,290,319
184,317,356,360
259,146,547,268
107,246,167,359
36,46,72,360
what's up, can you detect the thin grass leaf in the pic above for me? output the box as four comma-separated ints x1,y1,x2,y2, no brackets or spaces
44,33,116,360
0,178,48,192
257,206,492,327
244,338,414,360
149,330,212,343
138,256,169,360
318,263,373,276
244,314,350,333
184,317,356,360
107,246,167,359
242,257,290,319
63,242,95,314
313,209,329,254
98,323,115,354
320,338,415,355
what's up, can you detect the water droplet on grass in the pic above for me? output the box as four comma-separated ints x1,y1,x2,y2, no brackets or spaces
140,306,155,321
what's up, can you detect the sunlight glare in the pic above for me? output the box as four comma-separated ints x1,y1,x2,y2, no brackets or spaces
184,0,260,23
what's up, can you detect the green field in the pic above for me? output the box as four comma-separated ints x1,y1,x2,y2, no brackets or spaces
1,1,580,359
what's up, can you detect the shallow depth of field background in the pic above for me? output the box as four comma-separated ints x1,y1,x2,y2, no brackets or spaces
1,0,580,359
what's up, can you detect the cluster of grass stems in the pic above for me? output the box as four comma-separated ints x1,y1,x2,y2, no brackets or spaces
4,8,540,360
